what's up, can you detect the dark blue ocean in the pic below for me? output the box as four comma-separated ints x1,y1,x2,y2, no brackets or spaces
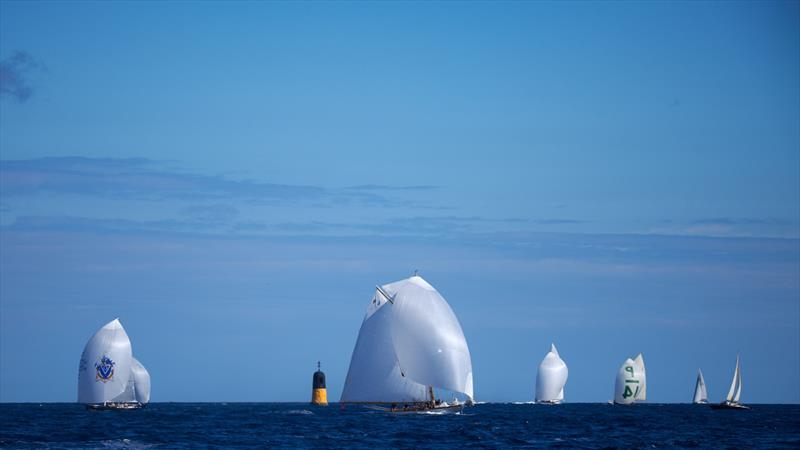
2,403,799,448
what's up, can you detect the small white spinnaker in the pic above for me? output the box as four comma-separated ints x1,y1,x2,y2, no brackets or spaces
535,343,568,404
614,356,645,404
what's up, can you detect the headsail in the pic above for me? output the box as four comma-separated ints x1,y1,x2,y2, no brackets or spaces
693,369,708,404
633,353,647,401
341,275,474,403
535,343,568,403
77,319,133,404
726,355,742,403
131,358,151,404
614,357,644,404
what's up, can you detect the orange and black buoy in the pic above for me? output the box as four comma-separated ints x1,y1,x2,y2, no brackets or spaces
311,361,328,406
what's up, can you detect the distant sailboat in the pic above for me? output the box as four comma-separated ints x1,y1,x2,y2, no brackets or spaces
77,318,150,410
710,354,749,410
535,343,568,404
614,353,646,404
340,274,474,411
693,369,708,404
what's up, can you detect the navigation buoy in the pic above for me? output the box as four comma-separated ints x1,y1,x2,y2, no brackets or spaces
311,361,328,406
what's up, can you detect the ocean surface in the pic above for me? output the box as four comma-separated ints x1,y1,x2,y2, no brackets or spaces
1,403,799,448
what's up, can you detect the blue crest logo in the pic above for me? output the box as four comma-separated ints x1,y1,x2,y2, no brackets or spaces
95,355,115,382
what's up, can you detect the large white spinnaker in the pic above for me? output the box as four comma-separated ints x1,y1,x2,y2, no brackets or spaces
614,357,644,404
535,343,568,404
77,319,133,404
341,275,474,404
131,358,151,404
726,355,742,403
693,369,708,404
633,353,647,401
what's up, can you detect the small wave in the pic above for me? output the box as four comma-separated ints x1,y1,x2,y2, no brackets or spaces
100,438,154,449
286,409,314,415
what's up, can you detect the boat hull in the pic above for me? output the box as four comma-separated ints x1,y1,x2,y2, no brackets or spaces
709,402,750,410
364,403,465,414
86,402,144,410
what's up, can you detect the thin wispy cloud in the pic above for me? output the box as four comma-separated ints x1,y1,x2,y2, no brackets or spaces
345,184,440,191
0,51,45,102
0,157,435,208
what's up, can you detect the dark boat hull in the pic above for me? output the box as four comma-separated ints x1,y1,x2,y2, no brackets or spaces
709,402,750,410
86,402,144,410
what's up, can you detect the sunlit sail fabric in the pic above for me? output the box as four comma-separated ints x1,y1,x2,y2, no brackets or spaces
131,358,151,404
77,319,133,404
633,353,647,401
614,356,645,404
726,355,742,403
535,343,568,403
693,369,708,404
341,275,474,403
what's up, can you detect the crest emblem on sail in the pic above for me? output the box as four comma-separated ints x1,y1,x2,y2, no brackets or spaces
614,353,646,404
535,343,568,404
341,275,474,404
95,356,115,382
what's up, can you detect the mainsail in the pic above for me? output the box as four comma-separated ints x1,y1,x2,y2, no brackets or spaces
341,275,474,404
726,355,742,403
614,356,645,404
535,343,568,403
693,369,708,404
77,318,133,404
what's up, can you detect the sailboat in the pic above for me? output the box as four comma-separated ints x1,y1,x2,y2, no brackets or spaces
693,369,708,404
614,353,646,404
340,274,474,412
710,354,749,410
535,343,568,404
77,318,151,410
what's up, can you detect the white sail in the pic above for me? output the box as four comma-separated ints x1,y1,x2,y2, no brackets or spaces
340,290,429,403
341,275,474,403
726,355,742,403
614,357,644,404
633,353,647,401
131,358,151,404
693,369,708,404
77,318,133,404
535,343,568,403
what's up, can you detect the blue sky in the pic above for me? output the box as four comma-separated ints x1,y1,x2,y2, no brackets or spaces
0,1,798,403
